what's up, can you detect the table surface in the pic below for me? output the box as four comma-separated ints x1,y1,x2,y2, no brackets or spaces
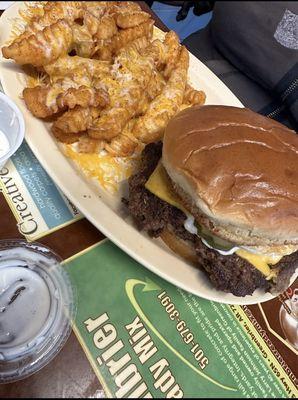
0,2,168,398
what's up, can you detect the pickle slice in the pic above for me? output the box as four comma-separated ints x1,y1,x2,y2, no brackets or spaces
195,223,236,252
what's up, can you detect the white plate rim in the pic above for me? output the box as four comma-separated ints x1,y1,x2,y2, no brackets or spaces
1,2,296,305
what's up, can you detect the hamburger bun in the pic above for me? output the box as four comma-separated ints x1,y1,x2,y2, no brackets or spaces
160,227,197,264
162,105,298,247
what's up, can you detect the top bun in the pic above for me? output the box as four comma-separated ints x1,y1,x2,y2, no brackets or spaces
162,105,298,246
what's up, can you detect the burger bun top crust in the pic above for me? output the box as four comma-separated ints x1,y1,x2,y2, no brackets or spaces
162,105,298,246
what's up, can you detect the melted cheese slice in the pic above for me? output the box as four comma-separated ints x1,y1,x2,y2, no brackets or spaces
145,162,286,278
235,249,279,278
145,161,187,213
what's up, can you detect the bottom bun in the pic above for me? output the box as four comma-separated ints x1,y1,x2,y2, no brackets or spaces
160,228,198,264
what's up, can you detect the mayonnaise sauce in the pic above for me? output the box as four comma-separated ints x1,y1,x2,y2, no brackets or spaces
184,214,240,255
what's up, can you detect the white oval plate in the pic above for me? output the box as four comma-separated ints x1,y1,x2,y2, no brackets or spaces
1,2,295,305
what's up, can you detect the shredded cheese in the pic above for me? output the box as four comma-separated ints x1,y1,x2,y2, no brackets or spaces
64,145,138,193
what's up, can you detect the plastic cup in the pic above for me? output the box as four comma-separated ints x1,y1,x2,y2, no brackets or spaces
0,239,76,383
0,2,15,11
0,92,25,169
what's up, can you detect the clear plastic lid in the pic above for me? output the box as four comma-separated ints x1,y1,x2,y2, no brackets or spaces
0,239,76,383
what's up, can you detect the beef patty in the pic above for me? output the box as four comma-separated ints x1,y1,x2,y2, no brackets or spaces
125,142,297,297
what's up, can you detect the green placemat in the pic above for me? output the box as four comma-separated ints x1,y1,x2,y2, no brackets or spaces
66,240,298,398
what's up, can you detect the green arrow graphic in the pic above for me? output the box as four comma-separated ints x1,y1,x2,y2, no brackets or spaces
125,278,237,392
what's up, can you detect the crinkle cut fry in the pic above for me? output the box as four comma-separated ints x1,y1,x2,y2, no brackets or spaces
53,106,101,134
163,31,181,79
52,127,82,144
104,118,140,157
133,46,189,144
2,19,73,67
106,1,142,15
91,19,154,61
98,36,174,157
69,7,117,58
95,15,118,40
88,108,132,141
124,36,150,54
71,23,95,58
112,19,154,54
79,0,141,31
4,2,152,65
88,44,155,141
105,131,139,157
116,11,151,29
93,44,113,62
77,136,105,153
146,70,166,101
57,86,109,109
142,39,166,68
13,2,83,44
44,55,111,80
23,86,55,119
84,12,118,40
103,89,149,157
81,1,112,19
105,70,166,157
6,0,201,165
23,85,109,118
183,83,206,105
141,31,180,73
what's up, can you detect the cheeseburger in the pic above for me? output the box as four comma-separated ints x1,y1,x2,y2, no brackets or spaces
126,105,298,297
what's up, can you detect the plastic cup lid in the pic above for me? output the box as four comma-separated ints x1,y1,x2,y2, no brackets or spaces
0,239,76,383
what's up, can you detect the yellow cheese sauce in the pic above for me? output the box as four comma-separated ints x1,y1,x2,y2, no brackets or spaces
235,249,279,277
64,145,139,193
145,162,295,278
145,161,187,213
